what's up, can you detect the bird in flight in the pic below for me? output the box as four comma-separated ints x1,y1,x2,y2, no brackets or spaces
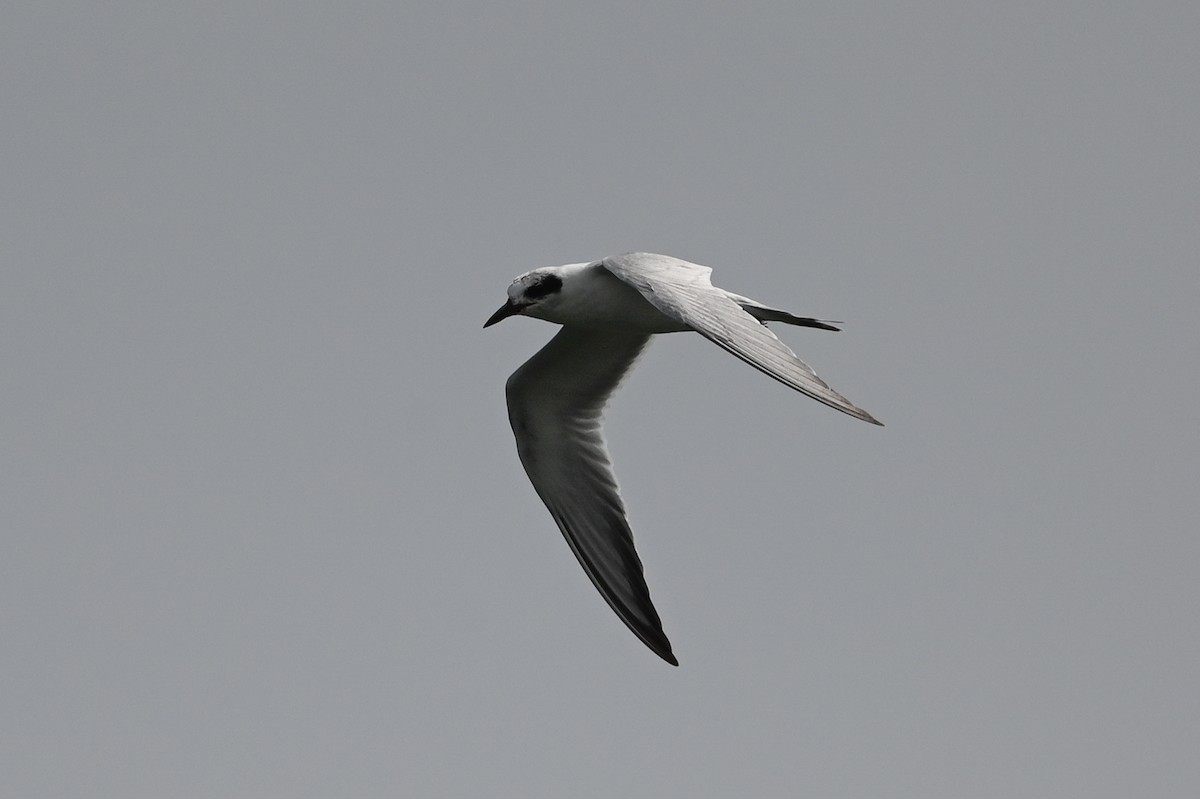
485,253,881,665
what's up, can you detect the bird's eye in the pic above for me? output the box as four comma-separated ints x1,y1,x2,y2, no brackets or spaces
525,274,563,300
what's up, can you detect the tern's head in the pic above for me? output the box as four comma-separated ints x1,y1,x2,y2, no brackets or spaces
483,268,566,327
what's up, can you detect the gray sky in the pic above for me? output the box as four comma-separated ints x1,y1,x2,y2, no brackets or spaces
3,2,1198,797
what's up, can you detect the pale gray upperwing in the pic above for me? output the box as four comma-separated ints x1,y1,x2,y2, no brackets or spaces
602,253,882,425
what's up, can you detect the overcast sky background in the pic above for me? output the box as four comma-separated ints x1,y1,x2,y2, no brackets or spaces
3,2,1198,797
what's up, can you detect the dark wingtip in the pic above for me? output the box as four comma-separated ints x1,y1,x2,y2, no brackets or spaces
853,407,884,426
637,626,678,665
657,648,679,666
637,630,678,665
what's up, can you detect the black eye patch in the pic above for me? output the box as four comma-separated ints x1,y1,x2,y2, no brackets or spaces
525,274,563,299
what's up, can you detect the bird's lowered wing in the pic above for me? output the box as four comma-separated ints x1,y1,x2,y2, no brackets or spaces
505,325,677,665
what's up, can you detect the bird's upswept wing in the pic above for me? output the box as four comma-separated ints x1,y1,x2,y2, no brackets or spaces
602,253,882,425
504,326,677,665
